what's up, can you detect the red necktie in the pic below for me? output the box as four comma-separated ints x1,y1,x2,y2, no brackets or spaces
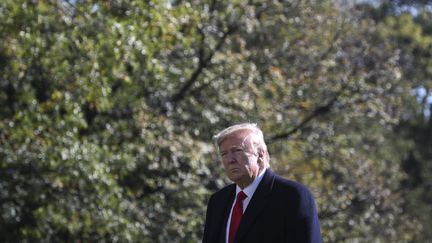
229,191,247,243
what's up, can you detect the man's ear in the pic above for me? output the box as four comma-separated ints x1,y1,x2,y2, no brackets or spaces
257,151,264,163
258,149,264,158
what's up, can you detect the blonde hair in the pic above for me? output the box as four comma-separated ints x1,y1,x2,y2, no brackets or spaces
213,123,270,168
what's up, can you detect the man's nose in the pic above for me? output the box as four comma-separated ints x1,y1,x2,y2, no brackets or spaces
227,152,237,163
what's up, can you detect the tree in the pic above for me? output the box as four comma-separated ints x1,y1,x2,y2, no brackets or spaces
371,1,432,241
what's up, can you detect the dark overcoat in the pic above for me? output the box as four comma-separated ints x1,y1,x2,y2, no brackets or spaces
203,169,322,243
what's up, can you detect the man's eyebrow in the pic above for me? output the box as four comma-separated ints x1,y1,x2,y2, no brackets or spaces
220,145,243,152
219,149,229,154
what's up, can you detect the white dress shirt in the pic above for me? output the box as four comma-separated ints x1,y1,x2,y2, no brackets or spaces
225,168,267,243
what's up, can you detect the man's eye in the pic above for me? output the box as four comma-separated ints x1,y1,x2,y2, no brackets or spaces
235,148,244,152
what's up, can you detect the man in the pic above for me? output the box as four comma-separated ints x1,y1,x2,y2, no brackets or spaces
203,123,321,243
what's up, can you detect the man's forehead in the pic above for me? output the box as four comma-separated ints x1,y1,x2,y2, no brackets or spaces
221,144,244,150
219,130,253,148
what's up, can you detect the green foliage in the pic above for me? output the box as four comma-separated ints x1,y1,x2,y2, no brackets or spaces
376,3,432,241
0,0,430,242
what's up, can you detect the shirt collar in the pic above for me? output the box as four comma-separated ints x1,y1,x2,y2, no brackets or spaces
236,168,267,198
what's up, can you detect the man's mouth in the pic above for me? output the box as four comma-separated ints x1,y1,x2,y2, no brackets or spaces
230,168,240,172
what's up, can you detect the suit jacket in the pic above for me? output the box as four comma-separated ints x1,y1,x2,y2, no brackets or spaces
203,169,321,243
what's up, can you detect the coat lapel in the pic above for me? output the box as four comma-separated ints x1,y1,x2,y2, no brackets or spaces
218,184,236,243
233,169,276,243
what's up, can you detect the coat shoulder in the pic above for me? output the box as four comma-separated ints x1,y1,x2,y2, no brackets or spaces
208,183,235,202
275,175,310,189
272,174,315,200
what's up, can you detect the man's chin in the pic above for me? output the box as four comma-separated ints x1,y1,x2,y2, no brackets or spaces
228,173,242,183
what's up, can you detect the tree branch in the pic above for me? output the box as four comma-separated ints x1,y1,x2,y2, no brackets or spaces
169,24,238,104
266,48,359,144
266,95,339,144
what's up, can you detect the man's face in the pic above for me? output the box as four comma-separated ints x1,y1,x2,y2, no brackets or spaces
219,130,261,189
